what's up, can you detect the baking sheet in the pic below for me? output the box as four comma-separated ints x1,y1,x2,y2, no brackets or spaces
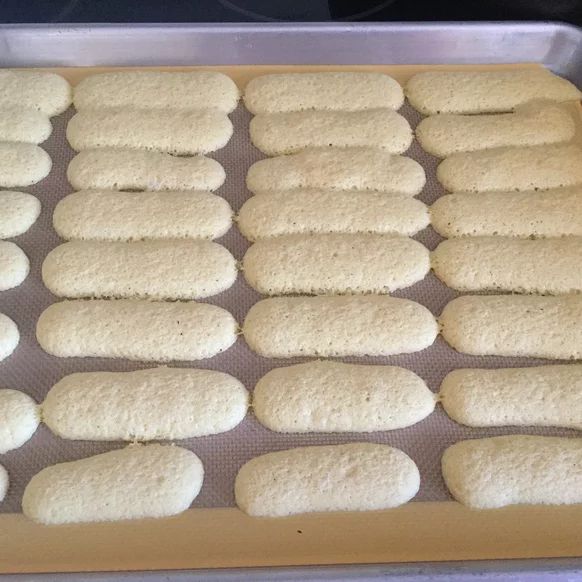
1,64,581,516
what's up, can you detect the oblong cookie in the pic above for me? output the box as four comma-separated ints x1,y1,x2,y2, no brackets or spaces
247,148,425,196
0,389,39,453
74,71,239,113
243,296,437,358
67,109,233,155
406,69,581,115
0,142,51,187
440,295,582,359
440,365,582,430
42,240,237,300
0,241,29,290
416,105,575,158
442,435,582,509
253,360,435,433
243,234,429,295
235,443,419,517
0,465,7,502
43,368,249,441
432,237,582,294
67,149,225,192
54,190,232,242
238,190,428,241
244,72,404,114
0,313,18,362
22,444,204,524
0,107,52,144
36,300,237,361
437,144,582,193
0,71,71,116
0,191,41,239
430,188,582,238
250,109,412,156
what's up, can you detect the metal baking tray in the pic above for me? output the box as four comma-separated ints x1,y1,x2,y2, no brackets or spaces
1,21,582,580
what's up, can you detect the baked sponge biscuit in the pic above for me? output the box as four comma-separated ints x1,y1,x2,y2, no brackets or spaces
43,367,248,441
440,365,582,430
253,360,435,433
0,241,29,290
243,234,429,295
247,148,425,196
0,313,19,362
42,240,237,300
36,299,237,362
0,465,7,503
22,444,204,524
437,143,582,193
0,107,52,144
243,295,437,358
74,71,239,113
430,188,582,239
67,109,233,155
416,104,575,158
442,435,582,509
0,142,51,187
406,69,581,115
0,70,71,116
67,148,225,192
0,389,39,453
440,295,582,359
432,237,582,295
235,443,419,517
238,190,428,241
244,72,404,114
250,109,412,156
0,191,41,239
54,190,232,242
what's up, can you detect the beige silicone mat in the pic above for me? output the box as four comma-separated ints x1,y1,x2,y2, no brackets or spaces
1,64,581,516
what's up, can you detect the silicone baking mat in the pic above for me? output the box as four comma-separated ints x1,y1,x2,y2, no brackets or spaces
0,67,579,516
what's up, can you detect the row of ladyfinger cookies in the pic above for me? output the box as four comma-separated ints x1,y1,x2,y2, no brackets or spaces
7,363,582,452
0,285,567,362
3,361,582,523
9,436,582,524
53,140,582,196
9,94,575,171
6,67,573,125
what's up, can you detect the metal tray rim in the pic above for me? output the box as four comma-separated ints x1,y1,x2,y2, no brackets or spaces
0,21,581,80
